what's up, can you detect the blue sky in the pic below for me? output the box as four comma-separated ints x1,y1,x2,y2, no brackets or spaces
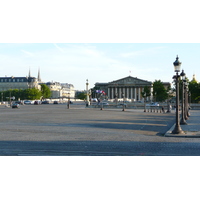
1,0,200,91
0,43,199,90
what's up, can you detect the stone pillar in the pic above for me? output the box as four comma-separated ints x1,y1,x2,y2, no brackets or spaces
108,87,110,99
127,87,129,99
134,88,136,101
119,88,121,98
115,87,118,97
130,87,133,100
111,88,114,99
138,88,141,101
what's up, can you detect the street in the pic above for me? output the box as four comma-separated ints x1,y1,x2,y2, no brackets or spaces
0,103,200,155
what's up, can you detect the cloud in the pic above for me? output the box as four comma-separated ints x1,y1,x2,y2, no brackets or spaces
120,46,166,58
21,50,34,57
53,43,65,53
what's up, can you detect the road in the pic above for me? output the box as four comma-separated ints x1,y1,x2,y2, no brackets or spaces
0,102,200,155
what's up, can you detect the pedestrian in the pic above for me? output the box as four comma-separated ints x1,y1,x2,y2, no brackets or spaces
162,106,165,113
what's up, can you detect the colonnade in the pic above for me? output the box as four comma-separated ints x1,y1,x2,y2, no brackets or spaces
108,87,149,101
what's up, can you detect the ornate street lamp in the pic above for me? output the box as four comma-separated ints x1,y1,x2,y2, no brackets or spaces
100,93,103,110
180,70,187,125
172,56,185,134
86,79,90,107
185,83,190,118
67,92,70,109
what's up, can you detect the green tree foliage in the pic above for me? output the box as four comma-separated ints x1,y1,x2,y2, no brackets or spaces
25,88,42,100
141,86,151,99
76,92,87,100
153,80,168,102
1,88,42,101
188,79,200,103
41,84,51,99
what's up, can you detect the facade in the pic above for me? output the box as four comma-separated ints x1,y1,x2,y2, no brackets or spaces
46,82,63,99
0,76,41,91
0,69,42,91
61,83,75,99
46,82,75,99
95,76,153,101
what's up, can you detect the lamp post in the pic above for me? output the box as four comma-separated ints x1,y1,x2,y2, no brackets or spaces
172,56,185,134
86,79,90,107
100,93,103,110
185,83,190,118
67,92,70,109
180,70,187,125
188,91,191,116
1,92,3,104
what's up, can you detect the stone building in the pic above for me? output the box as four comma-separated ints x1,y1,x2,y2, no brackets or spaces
95,76,153,101
0,70,41,91
45,82,75,99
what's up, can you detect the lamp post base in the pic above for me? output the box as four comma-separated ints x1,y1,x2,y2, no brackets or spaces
180,119,187,125
172,125,185,134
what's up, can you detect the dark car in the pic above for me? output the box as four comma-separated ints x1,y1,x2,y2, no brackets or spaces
12,103,20,108
34,101,39,105
42,101,50,104
15,101,23,105
53,101,58,104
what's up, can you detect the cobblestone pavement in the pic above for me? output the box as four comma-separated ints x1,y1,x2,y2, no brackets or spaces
0,103,200,155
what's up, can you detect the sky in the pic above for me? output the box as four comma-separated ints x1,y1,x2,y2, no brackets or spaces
1,0,200,91
0,43,200,90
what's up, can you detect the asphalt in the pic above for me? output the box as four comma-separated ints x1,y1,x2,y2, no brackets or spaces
165,109,200,137
1,103,200,155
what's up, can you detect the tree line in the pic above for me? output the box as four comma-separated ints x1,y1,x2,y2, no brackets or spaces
0,84,51,101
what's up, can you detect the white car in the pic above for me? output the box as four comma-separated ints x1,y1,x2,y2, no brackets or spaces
24,100,32,105
146,102,159,107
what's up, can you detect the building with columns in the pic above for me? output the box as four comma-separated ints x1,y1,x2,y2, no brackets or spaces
95,76,153,101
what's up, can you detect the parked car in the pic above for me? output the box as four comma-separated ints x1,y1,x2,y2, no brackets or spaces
42,101,50,104
100,102,109,105
91,98,98,102
118,103,127,106
24,100,32,105
34,101,39,105
146,102,160,107
12,103,20,108
15,101,23,105
53,101,58,104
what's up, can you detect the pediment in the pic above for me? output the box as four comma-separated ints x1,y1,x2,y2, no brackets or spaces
108,76,152,86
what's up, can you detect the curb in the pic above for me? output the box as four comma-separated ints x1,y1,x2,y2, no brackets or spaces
165,124,200,138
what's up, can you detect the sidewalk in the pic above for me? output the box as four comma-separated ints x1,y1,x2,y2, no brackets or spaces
165,110,200,137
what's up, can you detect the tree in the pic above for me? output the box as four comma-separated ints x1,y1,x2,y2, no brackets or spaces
153,80,168,102
25,88,42,100
189,79,200,103
0,88,42,101
141,86,151,100
41,84,51,99
76,92,87,100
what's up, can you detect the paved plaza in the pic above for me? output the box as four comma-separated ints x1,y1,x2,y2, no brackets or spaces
0,102,200,155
